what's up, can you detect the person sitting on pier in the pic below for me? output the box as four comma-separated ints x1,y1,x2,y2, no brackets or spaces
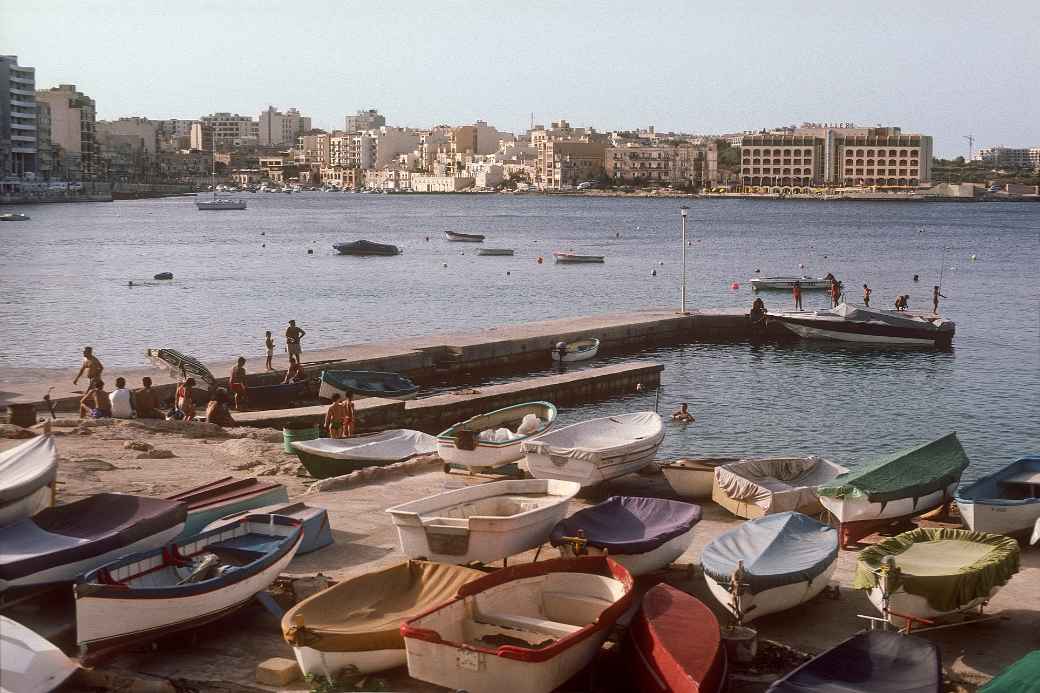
79,379,112,419
229,357,248,410
205,388,237,428
324,393,349,438
109,377,135,419
749,297,767,324
283,355,305,384
671,403,695,424
134,377,162,419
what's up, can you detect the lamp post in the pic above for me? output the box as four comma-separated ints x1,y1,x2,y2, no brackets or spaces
679,205,689,314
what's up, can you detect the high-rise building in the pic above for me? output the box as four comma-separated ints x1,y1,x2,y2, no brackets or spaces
197,113,258,149
974,146,1040,170
35,84,97,180
36,100,52,178
1,56,37,177
344,109,385,132
259,106,311,147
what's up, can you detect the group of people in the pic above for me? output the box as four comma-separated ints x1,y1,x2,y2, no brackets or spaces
787,276,947,314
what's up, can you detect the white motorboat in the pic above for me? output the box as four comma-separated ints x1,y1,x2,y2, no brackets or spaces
522,412,665,487
550,337,600,362
0,434,58,528
476,248,514,256
0,616,78,693
770,303,955,348
437,402,557,469
661,457,740,499
701,512,839,623
0,212,31,221
401,556,634,693
955,456,1040,536
553,251,604,264
385,478,580,565
711,456,848,519
195,198,247,210
750,276,831,291
445,230,485,242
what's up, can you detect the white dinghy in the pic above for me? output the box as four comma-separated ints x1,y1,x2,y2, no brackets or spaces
437,402,557,470
386,478,580,564
0,434,58,528
551,337,600,362
522,412,665,487
712,456,848,519
955,455,1040,536
661,457,740,499
0,616,78,693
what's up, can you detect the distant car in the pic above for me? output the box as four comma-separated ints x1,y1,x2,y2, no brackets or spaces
576,181,598,190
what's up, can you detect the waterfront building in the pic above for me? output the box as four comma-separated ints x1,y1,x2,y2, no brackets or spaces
189,122,212,152
830,128,932,187
530,120,609,189
35,84,97,180
740,134,824,188
320,165,364,190
1,56,37,177
605,139,717,189
197,112,258,149
96,118,160,182
411,174,475,192
157,119,195,152
974,146,1040,170
465,160,505,188
296,132,330,166
258,106,311,147
35,100,52,179
345,109,385,132
329,127,419,170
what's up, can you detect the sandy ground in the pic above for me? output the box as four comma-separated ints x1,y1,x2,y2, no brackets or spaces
2,421,1038,692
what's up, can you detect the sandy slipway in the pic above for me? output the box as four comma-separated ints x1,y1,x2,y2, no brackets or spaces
2,419,1038,692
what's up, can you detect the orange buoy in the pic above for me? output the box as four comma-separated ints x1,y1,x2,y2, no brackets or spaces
731,282,740,290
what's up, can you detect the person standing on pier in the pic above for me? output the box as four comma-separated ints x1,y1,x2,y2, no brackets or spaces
324,393,348,438
862,284,872,307
932,285,947,314
73,346,104,389
264,331,275,371
792,281,803,311
285,320,306,361
830,278,842,308
229,357,248,410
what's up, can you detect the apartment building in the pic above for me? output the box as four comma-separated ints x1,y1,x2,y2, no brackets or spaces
36,100,52,178
831,128,932,187
530,120,608,189
412,174,475,192
605,140,717,188
35,84,97,180
344,109,385,132
96,118,160,181
321,166,364,190
296,132,330,166
259,106,311,147
974,146,1040,170
1,56,37,177
740,134,824,188
196,112,258,149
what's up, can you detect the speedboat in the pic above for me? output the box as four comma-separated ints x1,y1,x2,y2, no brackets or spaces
476,248,514,256
333,240,401,256
318,369,418,400
662,457,741,499
445,230,485,242
553,251,604,264
292,430,437,479
164,476,289,538
0,616,78,692
955,456,1040,536
0,434,58,528
196,198,247,210
437,401,557,469
386,478,580,565
204,501,333,555
712,456,848,519
750,276,831,291
551,337,600,362
770,303,955,348
0,213,30,221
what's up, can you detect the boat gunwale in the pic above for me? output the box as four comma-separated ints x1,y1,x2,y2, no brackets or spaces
385,479,580,524
955,455,1040,506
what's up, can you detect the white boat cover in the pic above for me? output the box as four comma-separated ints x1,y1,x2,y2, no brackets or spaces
521,412,663,463
292,430,436,462
0,616,78,693
0,435,58,505
714,457,848,514
819,303,949,330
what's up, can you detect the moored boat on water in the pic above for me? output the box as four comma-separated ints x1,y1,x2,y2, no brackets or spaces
204,502,333,555
0,212,31,221
551,337,600,362
0,615,78,693
437,401,556,469
662,457,740,499
292,429,437,479
712,456,848,519
476,247,514,256
445,230,485,242
770,303,956,347
955,455,1040,536
196,198,247,210
164,476,289,539
333,240,401,256
0,434,58,528
553,251,605,264
318,369,418,401
750,276,831,291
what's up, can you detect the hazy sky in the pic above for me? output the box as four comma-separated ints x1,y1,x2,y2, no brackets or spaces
4,0,1038,157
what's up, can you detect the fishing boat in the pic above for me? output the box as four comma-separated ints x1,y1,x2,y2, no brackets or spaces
147,348,310,408
204,502,333,555
522,412,665,487
624,584,727,693
0,434,58,528
445,230,485,242
750,276,831,291
550,337,600,362
292,429,437,479
0,616,78,692
75,514,302,661
701,512,839,623
386,478,580,564
979,650,1040,693
333,240,401,256
476,248,514,256
0,494,186,591
853,527,1020,628
164,477,289,539
282,560,483,677
550,496,701,576
955,456,1040,536
767,631,941,693
553,251,605,264
661,458,740,500
770,303,956,348
437,401,557,469
401,556,635,693
712,456,848,519
318,369,418,401
818,433,970,547
0,212,30,221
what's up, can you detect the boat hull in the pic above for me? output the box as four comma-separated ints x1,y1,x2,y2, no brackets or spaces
525,443,659,486
553,253,604,264
777,318,939,345
204,503,333,555
866,585,1001,628
318,370,418,401
444,231,484,242
196,201,246,210
704,557,837,622
166,478,289,539
556,525,696,576
550,338,600,362
1,616,78,693
293,646,405,678
956,499,1040,536
822,482,958,547
662,459,739,500
711,482,825,520
438,439,525,468
437,402,557,469
0,484,53,529
476,248,514,256
294,448,404,479
751,277,830,291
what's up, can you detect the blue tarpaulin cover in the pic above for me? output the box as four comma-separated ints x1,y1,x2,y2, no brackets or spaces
701,511,838,593
549,496,701,555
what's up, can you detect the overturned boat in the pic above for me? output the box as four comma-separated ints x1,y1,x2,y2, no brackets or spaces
292,429,437,479
0,434,58,528
955,455,1040,537
437,401,556,470
1,615,78,693
712,456,848,519
770,303,955,348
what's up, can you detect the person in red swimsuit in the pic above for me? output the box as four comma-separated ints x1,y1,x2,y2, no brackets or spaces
228,357,248,410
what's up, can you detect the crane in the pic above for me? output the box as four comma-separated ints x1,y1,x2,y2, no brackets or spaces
963,134,975,161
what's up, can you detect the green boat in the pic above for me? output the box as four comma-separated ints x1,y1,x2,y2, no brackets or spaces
981,651,1040,693
291,430,437,479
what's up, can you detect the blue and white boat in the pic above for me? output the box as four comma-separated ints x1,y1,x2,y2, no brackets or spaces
165,477,289,539
318,369,418,401
955,456,1040,536
204,501,333,555
437,401,557,469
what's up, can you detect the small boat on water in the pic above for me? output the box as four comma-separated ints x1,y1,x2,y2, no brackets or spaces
0,434,58,528
980,650,1040,693
553,251,605,264
750,276,831,291
522,412,665,487
204,502,333,555
318,369,418,401
624,584,727,693
955,456,1040,536
770,303,956,348
292,430,437,479
853,527,1020,628
550,496,701,576
0,212,30,221
153,272,174,280
662,458,740,500
0,616,78,693
0,494,186,591
712,456,848,519
282,560,484,677
551,337,600,362
445,230,485,242
196,198,247,210
767,631,941,693
401,556,635,693
476,248,514,256
333,240,401,256
437,401,557,470
701,512,839,623
386,478,580,564
164,476,289,539
818,433,970,547
75,513,303,661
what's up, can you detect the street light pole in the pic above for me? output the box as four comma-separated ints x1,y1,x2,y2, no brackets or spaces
680,205,689,314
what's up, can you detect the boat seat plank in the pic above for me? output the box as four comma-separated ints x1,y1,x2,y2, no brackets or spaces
474,610,582,639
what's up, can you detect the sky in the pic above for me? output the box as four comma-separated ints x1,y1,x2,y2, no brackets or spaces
3,0,1038,158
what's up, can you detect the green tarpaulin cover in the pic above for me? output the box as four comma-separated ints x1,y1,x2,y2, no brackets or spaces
980,650,1040,693
817,433,969,503
853,528,1020,613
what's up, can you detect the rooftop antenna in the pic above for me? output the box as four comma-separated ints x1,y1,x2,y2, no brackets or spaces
963,134,974,161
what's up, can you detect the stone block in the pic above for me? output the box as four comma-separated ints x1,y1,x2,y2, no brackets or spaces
256,657,300,686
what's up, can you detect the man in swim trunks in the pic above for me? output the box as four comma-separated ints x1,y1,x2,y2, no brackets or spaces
79,380,112,418
229,357,248,410
671,403,695,423
176,378,197,420
324,393,348,438
134,377,162,418
283,355,305,383
285,320,306,361
73,346,104,388
264,331,275,371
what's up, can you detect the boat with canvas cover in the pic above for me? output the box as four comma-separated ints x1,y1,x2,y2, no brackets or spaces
386,478,580,564
551,337,600,362
553,251,605,263
770,303,955,347
75,513,302,661
282,560,483,677
401,556,635,693
662,458,740,500
701,512,839,623
292,429,437,479
0,616,78,693
817,433,970,547
318,369,418,401
0,493,186,591
750,276,831,291
437,401,557,469
444,230,485,242
550,496,701,576
164,476,289,539
712,456,848,519
767,631,941,693
522,412,665,487
979,651,1040,693
0,434,58,528
853,527,1019,628
955,455,1040,536
204,502,333,555
333,239,401,256
624,584,726,693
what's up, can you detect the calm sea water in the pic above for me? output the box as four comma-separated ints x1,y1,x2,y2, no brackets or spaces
1,194,1037,475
